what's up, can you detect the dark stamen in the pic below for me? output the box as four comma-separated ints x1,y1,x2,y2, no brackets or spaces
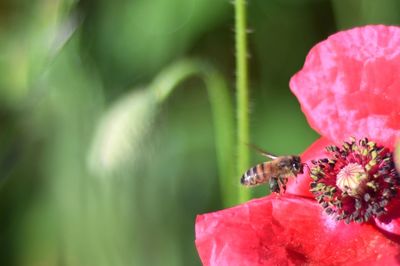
309,137,400,223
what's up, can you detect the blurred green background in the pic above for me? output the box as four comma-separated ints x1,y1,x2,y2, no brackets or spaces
1,0,399,265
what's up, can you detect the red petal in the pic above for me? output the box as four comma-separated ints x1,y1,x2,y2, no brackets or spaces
286,137,332,198
290,25,400,148
195,195,400,266
375,198,400,236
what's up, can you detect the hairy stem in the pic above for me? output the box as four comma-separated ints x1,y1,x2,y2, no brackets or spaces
235,0,250,202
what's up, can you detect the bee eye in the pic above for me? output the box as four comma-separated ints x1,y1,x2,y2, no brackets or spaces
292,163,299,170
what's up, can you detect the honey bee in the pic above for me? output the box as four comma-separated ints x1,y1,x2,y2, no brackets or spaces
240,145,304,193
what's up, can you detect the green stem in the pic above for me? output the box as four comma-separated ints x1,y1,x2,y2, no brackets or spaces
235,0,250,202
152,59,237,207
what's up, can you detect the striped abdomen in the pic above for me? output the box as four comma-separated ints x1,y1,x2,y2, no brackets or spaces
240,162,272,187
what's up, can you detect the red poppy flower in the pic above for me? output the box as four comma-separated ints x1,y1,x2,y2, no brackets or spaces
195,25,400,265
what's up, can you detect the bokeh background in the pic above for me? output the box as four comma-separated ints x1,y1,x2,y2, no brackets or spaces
1,0,400,265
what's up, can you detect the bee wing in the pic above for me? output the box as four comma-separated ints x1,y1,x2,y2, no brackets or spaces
247,143,278,160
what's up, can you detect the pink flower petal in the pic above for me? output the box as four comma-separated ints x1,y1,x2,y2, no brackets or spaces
196,195,400,266
290,25,400,148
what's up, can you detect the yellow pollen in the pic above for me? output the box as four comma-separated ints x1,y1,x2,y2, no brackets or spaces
336,163,368,196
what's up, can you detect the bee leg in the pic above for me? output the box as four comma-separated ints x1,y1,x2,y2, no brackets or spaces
269,177,279,193
278,176,287,193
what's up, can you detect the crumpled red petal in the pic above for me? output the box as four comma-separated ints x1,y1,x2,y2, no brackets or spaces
195,195,400,266
286,137,332,198
290,25,400,148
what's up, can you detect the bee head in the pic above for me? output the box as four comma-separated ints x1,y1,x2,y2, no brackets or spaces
279,156,303,175
292,156,303,174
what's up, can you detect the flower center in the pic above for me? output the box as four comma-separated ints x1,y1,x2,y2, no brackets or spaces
310,137,400,224
336,163,367,196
